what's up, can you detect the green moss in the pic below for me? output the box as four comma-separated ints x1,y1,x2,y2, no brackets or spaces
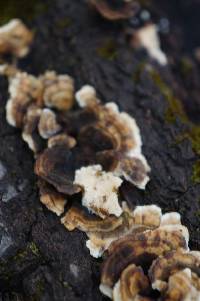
35,280,45,296
13,242,40,263
0,0,49,25
29,242,40,257
192,161,200,184
132,62,147,83
176,126,200,156
97,39,117,60
179,57,193,77
195,211,200,218
150,70,188,124
56,17,72,29
13,248,28,262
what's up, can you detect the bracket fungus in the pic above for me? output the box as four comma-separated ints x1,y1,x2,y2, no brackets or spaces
41,71,74,111
100,228,188,299
89,0,139,21
47,133,76,149
62,204,188,259
35,145,82,195
6,72,43,128
61,205,123,232
0,19,33,57
74,165,123,219
22,105,43,153
38,108,61,139
130,23,167,66
2,17,200,301
149,250,200,293
38,180,67,216
113,264,150,301
75,85,151,190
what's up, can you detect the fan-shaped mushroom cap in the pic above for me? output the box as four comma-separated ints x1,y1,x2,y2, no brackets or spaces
6,72,43,127
100,228,188,295
0,19,33,57
75,86,150,190
22,105,43,153
162,268,200,301
48,133,76,149
38,180,67,216
38,108,61,139
149,250,200,292
41,71,74,111
113,264,150,301
34,145,82,195
61,206,123,232
74,164,123,219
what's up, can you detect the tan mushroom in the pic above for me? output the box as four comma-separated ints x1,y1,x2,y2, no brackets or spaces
6,72,43,127
149,250,200,293
75,86,150,190
22,105,43,153
38,108,61,139
113,264,150,301
41,71,74,111
162,268,200,301
61,205,123,232
48,133,76,149
100,229,188,298
38,180,67,216
0,19,33,57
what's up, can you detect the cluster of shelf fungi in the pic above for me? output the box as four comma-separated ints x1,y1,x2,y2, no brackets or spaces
0,2,200,300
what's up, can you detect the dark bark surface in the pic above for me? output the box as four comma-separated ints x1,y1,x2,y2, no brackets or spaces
0,1,200,300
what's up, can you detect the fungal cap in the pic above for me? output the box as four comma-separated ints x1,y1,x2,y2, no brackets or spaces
133,205,162,227
38,180,67,216
113,264,150,301
48,133,76,149
134,24,167,66
0,19,33,57
38,108,61,139
42,71,74,111
75,85,100,108
6,72,43,128
161,212,181,226
74,164,123,218
35,145,81,195
61,206,123,232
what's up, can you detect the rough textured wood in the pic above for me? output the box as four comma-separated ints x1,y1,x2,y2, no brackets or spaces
0,1,200,300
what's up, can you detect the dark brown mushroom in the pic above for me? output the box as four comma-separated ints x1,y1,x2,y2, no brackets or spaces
61,205,123,232
149,250,200,292
89,0,139,21
34,145,95,195
38,179,67,216
100,229,188,295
